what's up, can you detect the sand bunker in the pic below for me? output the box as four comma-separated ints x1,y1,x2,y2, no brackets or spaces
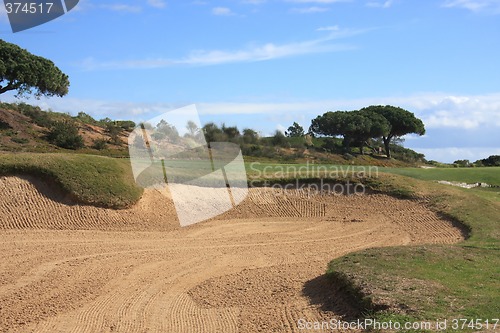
0,176,465,332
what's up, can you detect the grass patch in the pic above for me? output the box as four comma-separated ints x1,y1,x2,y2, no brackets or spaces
325,173,500,331
0,153,143,208
380,166,500,185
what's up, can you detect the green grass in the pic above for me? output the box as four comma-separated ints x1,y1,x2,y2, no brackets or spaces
325,174,500,332
380,166,500,185
380,166,500,203
0,153,143,208
245,162,380,179
246,162,500,201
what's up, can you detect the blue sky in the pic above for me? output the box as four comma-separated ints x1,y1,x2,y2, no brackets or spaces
1,0,500,162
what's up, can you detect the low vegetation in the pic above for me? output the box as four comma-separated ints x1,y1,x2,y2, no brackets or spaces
0,102,132,155
0,153,142,208
326,173,500,332
0,102,426,165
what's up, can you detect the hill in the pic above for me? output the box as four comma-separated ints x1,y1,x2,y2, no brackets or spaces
0,102,132,157
0,102,423,166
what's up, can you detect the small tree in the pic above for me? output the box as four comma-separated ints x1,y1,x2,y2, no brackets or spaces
186,120,199,137
203,122,223,143
75,111,97,125
271,130,288,147
0,39,69,98
92,138,108,150
453,159,470,167
285,122,305,137
221,123,240,141
242,128,259,144
477,155,500,167
47,120,84,150
156,120,179,142
106,122,122,145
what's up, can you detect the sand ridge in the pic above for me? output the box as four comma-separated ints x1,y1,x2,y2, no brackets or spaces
0,176,465,332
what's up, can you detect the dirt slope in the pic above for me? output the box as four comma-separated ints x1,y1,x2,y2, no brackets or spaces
0,176,465,333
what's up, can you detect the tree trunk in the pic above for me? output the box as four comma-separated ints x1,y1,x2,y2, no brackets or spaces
342,137,351,153
359,142,364,155
383,136,391,158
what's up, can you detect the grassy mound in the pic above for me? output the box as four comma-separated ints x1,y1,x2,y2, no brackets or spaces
0,153,143,208
326,173,500,331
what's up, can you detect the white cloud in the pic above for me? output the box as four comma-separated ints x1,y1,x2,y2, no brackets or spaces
291,6,330,12
276,124,287,133
286,0,350,3
242,0,267,4
442,0,500,13
80,28,362,69
212,7,235,15
366,0,394,8
400,93,500,129
101,4,142,13
147,0,167,9
316,25,340,31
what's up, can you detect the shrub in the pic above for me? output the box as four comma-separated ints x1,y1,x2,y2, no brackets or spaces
476,155,500,167
106,122,123,145
16,102,54,128
453,159,471,167
75,111,98,125
242,128,259,144
10,137,29,144
322,137,343,153
0,120,11,130
271,130,288,147
116,120,136,131
47,120,84,150
92,138,108,150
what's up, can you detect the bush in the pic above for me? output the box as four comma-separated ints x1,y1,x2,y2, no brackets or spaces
92,138,108,150
271,130,288,147
10,137,29,144
106,122,123,145
453,159,471,167
242,128,259,144
476,155,500,167
15,102,54,128
0,120,11,130
389,144,426,163
116,120,136,131
47,120,84,150
322,137,343,153
75,111,98,125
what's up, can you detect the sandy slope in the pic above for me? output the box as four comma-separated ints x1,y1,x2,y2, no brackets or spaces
0,176,465,333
